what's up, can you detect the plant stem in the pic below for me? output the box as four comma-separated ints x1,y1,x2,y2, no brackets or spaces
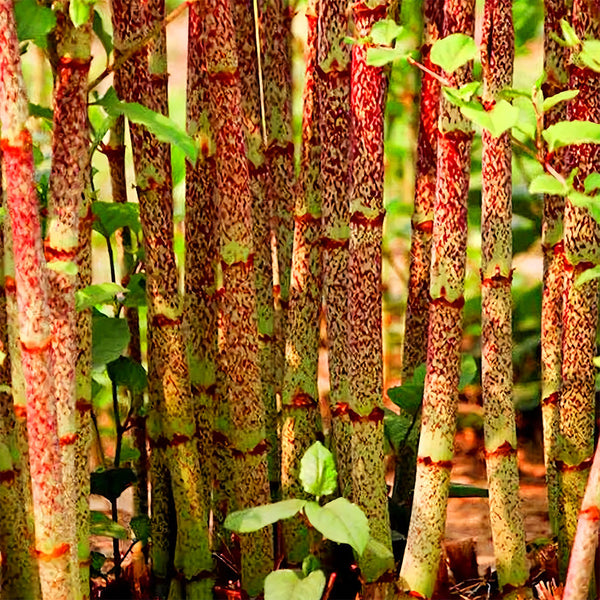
398,0,475,596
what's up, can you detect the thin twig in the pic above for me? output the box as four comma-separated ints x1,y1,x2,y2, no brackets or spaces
407,55,451,86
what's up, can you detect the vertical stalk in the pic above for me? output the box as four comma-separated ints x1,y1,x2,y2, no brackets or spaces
557,0,600,578
260,0,296,403
233,0,278,490
0,176,41,599
541,0,571,540
398,0,475,596
393,0,443,521
401,0,443,381
0,3,71,597
480,0,528,593
562,439,600,600
185,0,218,569
348,0,395,593
319,0,353,496
45,8,92,597
203,0,274,594
281,0,323,563
111,0,213,594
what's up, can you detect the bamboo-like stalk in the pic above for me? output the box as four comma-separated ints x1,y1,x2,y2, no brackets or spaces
541,0,571,540
348,1,395,593
0,176,41,599
281,0,323,563
562,439,600,600
0,3,71,597
557,0,600,579
260,0,295,403
111,0,213,593
401,0,443,381
393,0,443,521
203,0,274,594
319,0,353,496
45,9,92,597
480,0,528,593
398,1,475,596
232,0,279,489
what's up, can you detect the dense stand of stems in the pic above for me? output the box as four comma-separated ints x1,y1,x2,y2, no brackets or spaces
480,0,528,593
0,3,71,597
557,0,600,578
203,0,274,594
541,0,571,539
399,0,475,596
281,0,323,563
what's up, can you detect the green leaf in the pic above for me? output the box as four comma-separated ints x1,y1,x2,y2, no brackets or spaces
47,261,78,276
123,273,147,308
543,120,600,151
449,482,489,497
448,81,481,102
92,314,130,368
92,201,141,239
119,442,141,463
28,103,53,121
264,569,326,600
366,46,409,67
224,499,307,533
70,0,95,28
560,18,580,47
360,536,395,582
130,514,151,544
107,356,148,393
430,33,477,73
299,441,338,497
568,190,600,223
529,173,568,196
461,99,520,137
90,510,128,539
585,173,600,194
580,40,600,72
90,551,106,575
576,265,600,287
458,354,477,390
76,283,127,311
542,89,579,112
91,468,137,503
93,10,113,56
97,88,198,164
304,498,369,555
387,363,426,415
302,554,321,577
370,19,403,45
15,0,56,48
384,411,413,449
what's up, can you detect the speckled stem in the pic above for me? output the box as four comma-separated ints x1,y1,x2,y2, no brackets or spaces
562,439,600,600
398,1,475,596
45,9,92,597
111,0,213,593
204,0,273,594
185,1,218,565
109,0,149,526
233,0,279,489
480,1,528,593
557,0,600,579
402,0,442,381
541,0,570,540
0,173,41,599
393,0,443,527
281,0,323,563
347,0,394,592
0,3,71,597
260,0,295,405
319,0,353,496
